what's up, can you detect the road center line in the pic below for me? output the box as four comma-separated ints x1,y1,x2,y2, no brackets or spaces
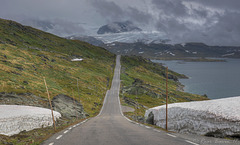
167,133,176,138
56,135,63,140
185,140,199,145
49,143,54,145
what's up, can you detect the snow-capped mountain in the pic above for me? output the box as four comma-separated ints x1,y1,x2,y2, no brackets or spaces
97,21,142,34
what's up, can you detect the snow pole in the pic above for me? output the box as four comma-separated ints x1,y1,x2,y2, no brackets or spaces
77,78,80,103
166,67,168,131
72,88,77,119
43,77,56,131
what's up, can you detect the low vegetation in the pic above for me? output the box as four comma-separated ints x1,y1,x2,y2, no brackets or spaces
0,18,115,144
120,56,208,119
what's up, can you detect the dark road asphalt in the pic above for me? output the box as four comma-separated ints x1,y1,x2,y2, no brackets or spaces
42,55,199,145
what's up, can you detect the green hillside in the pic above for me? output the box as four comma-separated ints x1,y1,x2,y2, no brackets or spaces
0,18,208,144
120,56,208,119
0,18,115,115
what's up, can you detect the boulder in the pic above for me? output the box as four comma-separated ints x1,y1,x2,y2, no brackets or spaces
52,94,87,119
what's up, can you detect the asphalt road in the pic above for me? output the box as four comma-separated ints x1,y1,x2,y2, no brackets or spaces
42,55,238,145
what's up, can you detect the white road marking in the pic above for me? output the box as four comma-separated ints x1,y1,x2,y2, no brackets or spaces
167,133,176,138
69,127,72,130
185,140,199,145
64,130,69,134
145,126,151,129
49,143,54,145
56,135,63,140
153,129,161,133
97,90,109,117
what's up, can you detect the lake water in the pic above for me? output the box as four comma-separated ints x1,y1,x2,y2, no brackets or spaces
152,59,240,99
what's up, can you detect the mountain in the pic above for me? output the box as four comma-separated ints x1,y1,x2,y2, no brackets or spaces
101,42,240,59
97,21,142,34
67,35,104,46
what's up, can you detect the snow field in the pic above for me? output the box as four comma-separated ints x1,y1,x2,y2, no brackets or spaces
0,105,61,136
145,96,240,136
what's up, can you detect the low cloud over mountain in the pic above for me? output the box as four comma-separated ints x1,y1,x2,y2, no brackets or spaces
1,0,240,46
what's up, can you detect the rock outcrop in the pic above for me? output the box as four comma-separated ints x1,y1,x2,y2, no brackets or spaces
0,92,87,119
97,21,142,34
52,94,87,119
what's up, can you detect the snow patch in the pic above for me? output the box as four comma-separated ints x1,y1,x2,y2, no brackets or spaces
71,58,83,61
145,96,240,136
222,53,235,57
181,43,186,47
0,105,61,136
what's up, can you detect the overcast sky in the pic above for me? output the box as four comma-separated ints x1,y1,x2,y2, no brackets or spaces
0,0,240,46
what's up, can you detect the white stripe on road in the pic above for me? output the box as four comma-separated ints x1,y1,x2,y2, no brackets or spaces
167,133,176,138
56,135,63,140
98,90,109,116
64,130,69,134
145,126,151,129
49,143,54,145
153,129,161,133
185,140,199,145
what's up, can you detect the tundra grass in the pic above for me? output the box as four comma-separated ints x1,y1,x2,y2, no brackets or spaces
120,56,208,117
0,18,115,144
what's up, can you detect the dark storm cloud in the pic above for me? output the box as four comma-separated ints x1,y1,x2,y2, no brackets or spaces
192,0,240,11
90,0,152,25
0,0,240,45
91,0,125,22
126,7,152,24
150,0,240,46
152,0,187,17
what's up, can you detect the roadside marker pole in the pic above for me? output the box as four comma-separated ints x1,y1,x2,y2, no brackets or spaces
166,67,168,131
77,79,80,102
43,77,56,131
72,89,77,119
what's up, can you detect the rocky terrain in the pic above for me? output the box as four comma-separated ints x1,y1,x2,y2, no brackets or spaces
120,56,208,124
102,42,240,59
97,21,142,34
0,92,87,119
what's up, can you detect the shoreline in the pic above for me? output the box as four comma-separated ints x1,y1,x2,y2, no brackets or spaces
152,57,226,62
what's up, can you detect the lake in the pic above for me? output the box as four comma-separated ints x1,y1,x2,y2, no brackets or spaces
152,59,240,99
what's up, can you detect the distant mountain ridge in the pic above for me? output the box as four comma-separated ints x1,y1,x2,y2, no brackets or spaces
101,42,240,59
97,21,142,34
67,35,104,46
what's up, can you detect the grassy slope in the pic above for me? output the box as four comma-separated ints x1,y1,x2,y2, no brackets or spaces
120,56,208,117
0,18,115,116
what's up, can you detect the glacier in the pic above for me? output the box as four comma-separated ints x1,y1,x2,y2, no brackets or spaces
92,31,168,44
0,105,61,136
145,96,240,137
